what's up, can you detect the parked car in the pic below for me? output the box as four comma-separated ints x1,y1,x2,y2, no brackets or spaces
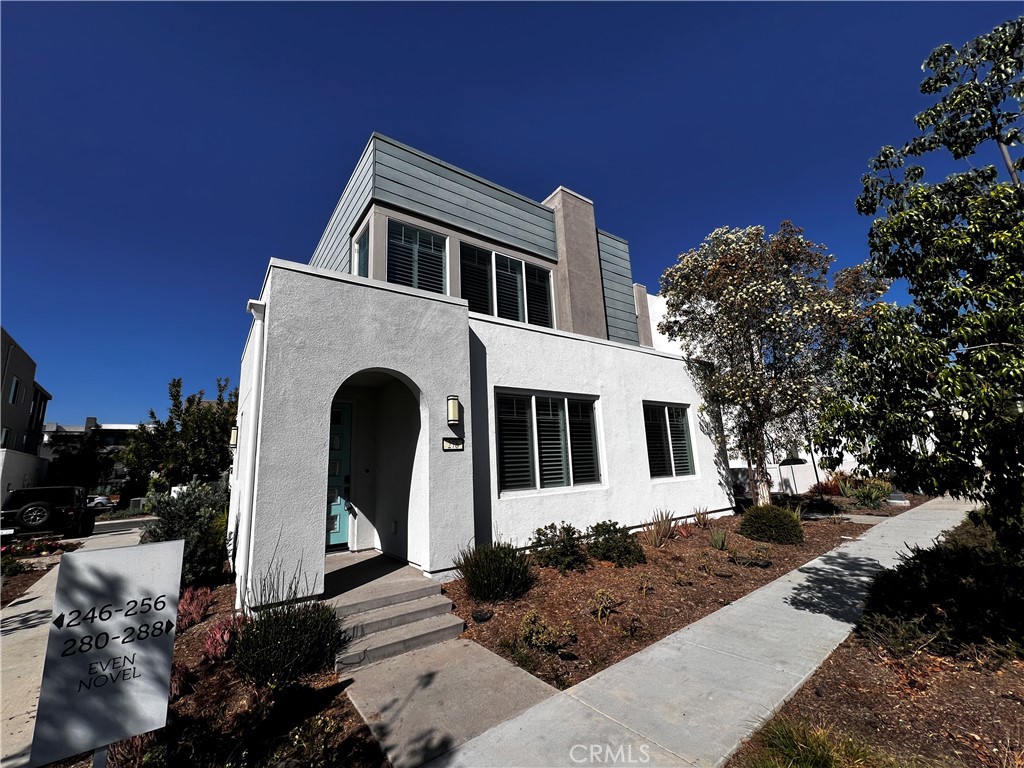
1,486,95,538
87,495,114,509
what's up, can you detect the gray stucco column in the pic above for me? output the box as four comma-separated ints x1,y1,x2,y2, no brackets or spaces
235,299,266,611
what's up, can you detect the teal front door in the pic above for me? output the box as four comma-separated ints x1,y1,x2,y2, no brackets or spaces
327,402,352,549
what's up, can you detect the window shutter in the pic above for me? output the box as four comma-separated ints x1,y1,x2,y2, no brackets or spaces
460,245,492,314
525,264,552,328
668,406,694,476
567,400,600,484
387,221,445,294
497,395,535,490
494,255,525,322
644,404,672,477
535,397,568,488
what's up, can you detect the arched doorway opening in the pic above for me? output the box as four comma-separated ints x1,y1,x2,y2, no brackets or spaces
326,369,426,563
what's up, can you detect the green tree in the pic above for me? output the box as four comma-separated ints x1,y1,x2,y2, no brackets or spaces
120,378,238,491
659,222,881,506
46,427,115,491
818,18,1024,552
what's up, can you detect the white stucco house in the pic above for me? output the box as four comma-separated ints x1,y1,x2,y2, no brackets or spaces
228,134,734,608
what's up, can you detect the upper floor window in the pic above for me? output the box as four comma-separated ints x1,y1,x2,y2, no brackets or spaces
643,403,695,478
460,244,552,328
0,428,9,449
496,392,600,492
387,220,446,294
7,377,21,405
354,226,370,278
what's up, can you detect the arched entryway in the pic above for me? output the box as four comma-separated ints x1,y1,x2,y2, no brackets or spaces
326,369,426,564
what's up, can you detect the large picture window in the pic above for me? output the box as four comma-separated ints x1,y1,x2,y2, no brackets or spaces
496,392,600,492
460,244,552,328
387,220,446,294
643,403,695,478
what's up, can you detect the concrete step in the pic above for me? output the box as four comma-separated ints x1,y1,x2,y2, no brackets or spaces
336,613,466,672
341,594,454,640
328,578,442,618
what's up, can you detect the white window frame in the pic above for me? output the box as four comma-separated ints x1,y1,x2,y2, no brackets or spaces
643,402,697,479
495,390,600,494
460,243,554,328
385,218,449,295
353,224,370,278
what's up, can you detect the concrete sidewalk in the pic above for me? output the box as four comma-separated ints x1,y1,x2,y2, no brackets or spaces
421,497,970,768
1,529,142,768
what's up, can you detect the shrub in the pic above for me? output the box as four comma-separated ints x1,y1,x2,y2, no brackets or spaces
203,613,249,662
750,716,898,768
519,610,575,652
586,521,646,567
853,478,893,509
141,481,229,588
234,600,346,688
177,586,214,632
858,518,1024,658
531,522,590,574
589,589,618,624
738,505,805,544
808,474,843,496
1,554,27,577
639,509,676,548
692,506,711,528
454,541,534,601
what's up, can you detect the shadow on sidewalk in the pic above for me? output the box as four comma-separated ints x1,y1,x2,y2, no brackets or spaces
785,550,885,624
1,608,51,636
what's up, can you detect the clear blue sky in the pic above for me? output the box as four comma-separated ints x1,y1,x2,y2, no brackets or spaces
2,2,1016,425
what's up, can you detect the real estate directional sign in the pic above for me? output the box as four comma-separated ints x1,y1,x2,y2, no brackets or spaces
29,540,184,766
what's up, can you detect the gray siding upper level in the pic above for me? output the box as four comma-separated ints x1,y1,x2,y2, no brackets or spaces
309,134,558,271
597,231,640,346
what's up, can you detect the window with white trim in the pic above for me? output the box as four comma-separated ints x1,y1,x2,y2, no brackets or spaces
354,226,370,278
460,244,552,328
643,403,695,477
496,392,600,492
387,220,446,294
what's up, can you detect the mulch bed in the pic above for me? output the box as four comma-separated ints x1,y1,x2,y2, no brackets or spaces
1,565,53,608
727,635,1024,767
446,514,874,689
45,584,389,768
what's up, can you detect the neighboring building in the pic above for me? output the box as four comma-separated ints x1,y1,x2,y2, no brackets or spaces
229,134,733,608
1,328,52,495
41,418,141,490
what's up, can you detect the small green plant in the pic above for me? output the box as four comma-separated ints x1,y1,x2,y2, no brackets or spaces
749,715,902,768
141,481,229,588
853,478,893,509
531,522,590,574
234,567,348,688
586,520,646,567
1,554,27,577
697,551,714,575
519,610,575,652
620,615,644,639
639,508,676,548
454,540,535,601
270,715,342,768
589,589,618,624
738,505,805,544
692,506,711,528
637,571,653,597
709,527,728,551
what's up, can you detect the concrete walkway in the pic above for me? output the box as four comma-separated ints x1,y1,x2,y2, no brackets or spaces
1,529,142,768
402,497,968,768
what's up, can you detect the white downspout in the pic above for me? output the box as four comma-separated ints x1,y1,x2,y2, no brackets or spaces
235,299,267,611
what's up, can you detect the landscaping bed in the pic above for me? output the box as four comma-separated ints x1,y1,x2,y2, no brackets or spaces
47,584,389,768
446,514,873,689
1,539,82,608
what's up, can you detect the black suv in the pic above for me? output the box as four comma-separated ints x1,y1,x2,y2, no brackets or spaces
1,486,95,538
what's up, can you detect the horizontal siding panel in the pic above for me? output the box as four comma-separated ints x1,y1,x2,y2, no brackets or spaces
598,231,638,345
603,295,638,315
605,305,639,323
375,183,558,262
600,262,633,281
377,139,556,222
373,169,557,256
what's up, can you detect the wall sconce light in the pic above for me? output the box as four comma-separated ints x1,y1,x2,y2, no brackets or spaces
229,426,238,449
447,395,460,426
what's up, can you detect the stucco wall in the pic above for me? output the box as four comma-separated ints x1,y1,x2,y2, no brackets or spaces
469,315,733,546
246,261,475,593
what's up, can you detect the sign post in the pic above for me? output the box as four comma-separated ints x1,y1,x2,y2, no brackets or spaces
29,540,184,767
